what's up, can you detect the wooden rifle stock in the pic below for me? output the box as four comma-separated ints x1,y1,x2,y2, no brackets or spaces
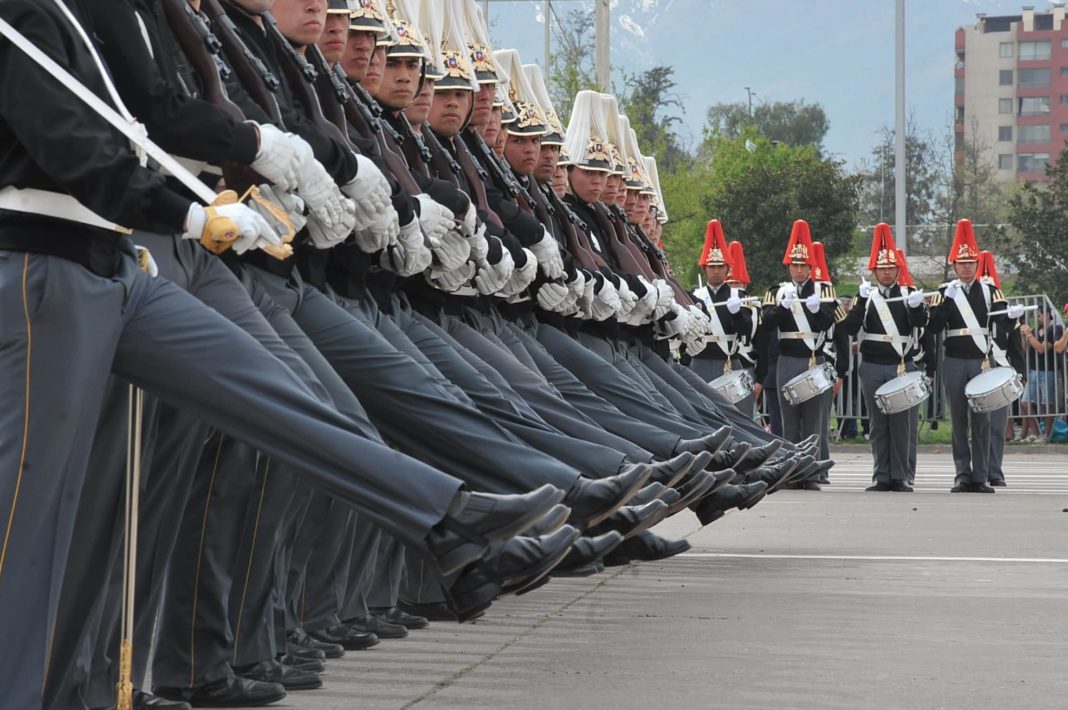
200,0,284,125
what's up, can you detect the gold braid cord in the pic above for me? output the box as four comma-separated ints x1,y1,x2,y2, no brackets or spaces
198,187,296,258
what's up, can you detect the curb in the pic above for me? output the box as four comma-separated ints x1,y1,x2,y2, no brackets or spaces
831,444,1065,455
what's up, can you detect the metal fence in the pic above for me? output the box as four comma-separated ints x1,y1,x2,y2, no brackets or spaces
825,293,1067,440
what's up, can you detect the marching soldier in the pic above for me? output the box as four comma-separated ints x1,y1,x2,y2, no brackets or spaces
759,220,840,489
843,224,928,492
927,220,1024,492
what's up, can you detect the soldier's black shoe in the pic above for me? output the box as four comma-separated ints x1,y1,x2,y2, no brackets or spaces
646,451,706,489
280,654,324,673
370,606,429,630
235,659,322,691
866,482,891,492
155,675,286,707
786,455,819,484
628,482,669,506
801,481,822,491
522,503,571,537
950,482,971,492
972,483,996,493
556,531,625,572
731,440,783,474
589,500,670,539
747,459,799,495
989,479,1007,487
673,426,733,456
706,442,751,472
287,628,343,659
693,481,768,524
309,625,378,651
564,467,651,528
443,527,581,618
889,481,914,492
282,644,325,662
345,613,408,639
428,484,567,576
603,531,691,565
132,690,192,709
670,470,735,515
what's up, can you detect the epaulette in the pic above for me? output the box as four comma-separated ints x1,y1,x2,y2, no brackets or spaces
850,295,860,308
762,288,778,307
821,282,837,300
835,304,847,323
992,287,1005,302
929,293,944,306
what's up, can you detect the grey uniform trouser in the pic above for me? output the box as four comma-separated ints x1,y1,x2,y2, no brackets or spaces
988,405,1008,485
941,356,991,485
777,355,829,447
0,245,465,710
858,361,916,484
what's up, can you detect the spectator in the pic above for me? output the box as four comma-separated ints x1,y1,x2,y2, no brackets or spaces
1020,306,1064,442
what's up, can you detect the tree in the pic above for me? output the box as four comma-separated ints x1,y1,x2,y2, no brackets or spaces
704,100,829,152
662,133,861,290
1008,142,1068,304
548,8,599,125
617,65,689,172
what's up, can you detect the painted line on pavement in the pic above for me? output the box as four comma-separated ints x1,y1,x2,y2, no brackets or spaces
680,552,1068,563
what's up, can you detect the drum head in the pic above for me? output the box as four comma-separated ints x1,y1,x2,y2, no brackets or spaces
874,371,924,397
964,367,1015,396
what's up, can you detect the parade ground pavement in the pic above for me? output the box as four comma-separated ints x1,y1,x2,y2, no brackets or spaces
279,450,1068,709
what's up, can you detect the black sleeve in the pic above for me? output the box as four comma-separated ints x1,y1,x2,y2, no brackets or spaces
84,0,259,164
842,296,866,336
833,326,850,377
483,182,542,246
0,0,190,231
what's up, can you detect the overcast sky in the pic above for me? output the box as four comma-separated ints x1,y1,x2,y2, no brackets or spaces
486,0,1033,167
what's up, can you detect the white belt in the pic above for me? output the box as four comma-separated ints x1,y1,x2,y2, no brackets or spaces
452,284,478,297
862,333,910,344
779,331,819,340
947,327,987,338
0,186,130,234
705,334,736,343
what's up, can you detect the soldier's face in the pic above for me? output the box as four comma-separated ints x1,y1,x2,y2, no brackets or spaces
341,30,376,81
484,108,502,151
533,144,560,184
568,166,606,203
789,263,811,283
704,264,729,286
874,266,898,287
362,47,385,94
272,0,326,46
407,78,435,126
470,84,495,129
428,89,472,137
634,192,652,222
551,164,568,197
953,260,978,283
623,188,638,222
503,133,542,176
602,174,621,204
376,56,422,110
318,12,349,64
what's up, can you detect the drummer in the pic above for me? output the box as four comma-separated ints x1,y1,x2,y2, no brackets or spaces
759,220,841,490
843,224,928,492
690,221,757,414
977,250,1025,487
811,241,849,473
927,220,1024,493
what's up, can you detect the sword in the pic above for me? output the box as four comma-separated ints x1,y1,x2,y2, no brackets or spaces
988,305,1038,317
116,384,143,710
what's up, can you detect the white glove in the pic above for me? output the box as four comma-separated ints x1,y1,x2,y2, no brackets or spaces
576,275,597,319
660,302,690,337
415,194,453,238
306,210,354,250
183,202,280,254
537,282,571,313
625,275,658,325
859,279,872,299
416,196,470,271
255,185,307,234
595,277,622,310
500,248,538,296
1007,304,1025,320
429,229,471,273
945,279,961,300
465,221,489,263
294,144,352,232
341,154,393,229
726,296,742,314
530,228,565,280
134,245,158,277
805,293,821,314
779,285,797,310
473,239,514,295
907,289,925,309
461,201,478,238
653,279,676,318
250,124,303,193
380,217,432,276
430,261,476,292
615,278,637,318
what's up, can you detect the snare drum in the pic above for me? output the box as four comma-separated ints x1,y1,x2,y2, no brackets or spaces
964,367,1024,413
873,371,930,415
781,362,837,406
708,369,754,404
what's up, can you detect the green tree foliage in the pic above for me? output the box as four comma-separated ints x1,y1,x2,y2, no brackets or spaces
616,66,689,172
705,100,829,152
548,8,598,124
1008,143,1068,305
662,134,861,292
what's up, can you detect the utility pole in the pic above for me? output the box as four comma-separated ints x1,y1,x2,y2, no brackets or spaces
744,86,755,116
594,0,610,89
895,0,907,256
544,0,552,84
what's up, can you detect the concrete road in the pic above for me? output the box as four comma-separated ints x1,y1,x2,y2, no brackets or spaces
279,451,1068,709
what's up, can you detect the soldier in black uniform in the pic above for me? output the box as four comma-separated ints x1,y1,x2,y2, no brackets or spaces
843,224,928,492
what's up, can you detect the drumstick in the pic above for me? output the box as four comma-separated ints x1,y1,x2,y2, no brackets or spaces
878,291,938,303
987,305,1038,317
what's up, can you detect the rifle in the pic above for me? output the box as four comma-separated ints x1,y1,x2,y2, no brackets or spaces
200,0,284,125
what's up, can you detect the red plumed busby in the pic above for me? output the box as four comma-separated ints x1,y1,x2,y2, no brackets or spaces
948,219,981,263
697,220,732,267
977,250,1001,289
867,223,900,270
811,241,831,283
782,219,815,266
895,249,914,288
726,241,750,286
